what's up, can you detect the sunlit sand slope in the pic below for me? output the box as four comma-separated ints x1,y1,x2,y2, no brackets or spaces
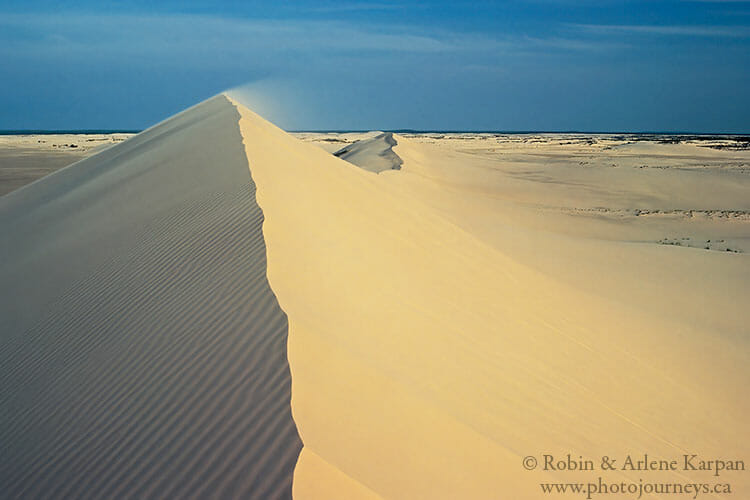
233,100,749,499
0,95,301,499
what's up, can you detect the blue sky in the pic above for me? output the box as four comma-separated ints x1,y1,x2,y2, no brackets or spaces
1,1,749,131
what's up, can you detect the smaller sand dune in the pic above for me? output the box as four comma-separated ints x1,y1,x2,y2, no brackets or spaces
334,132,403,173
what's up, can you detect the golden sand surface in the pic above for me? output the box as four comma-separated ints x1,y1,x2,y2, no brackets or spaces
234,99,749,499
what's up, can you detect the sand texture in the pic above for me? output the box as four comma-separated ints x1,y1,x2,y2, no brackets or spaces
0,96,301,499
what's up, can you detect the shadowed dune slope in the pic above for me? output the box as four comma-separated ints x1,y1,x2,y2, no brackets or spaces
0,95,301,499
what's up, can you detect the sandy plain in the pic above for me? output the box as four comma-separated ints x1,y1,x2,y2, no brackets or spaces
0,134,132,195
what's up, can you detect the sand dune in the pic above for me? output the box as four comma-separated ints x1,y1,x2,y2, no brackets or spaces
1,94,747,499
0,96,301,498
333,132,403,173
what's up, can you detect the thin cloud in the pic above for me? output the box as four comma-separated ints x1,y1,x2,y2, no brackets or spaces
300,2,408,12
519,35,629,52
572,23,750,37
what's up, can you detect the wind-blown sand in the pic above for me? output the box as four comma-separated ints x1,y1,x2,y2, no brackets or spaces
1,94,748,499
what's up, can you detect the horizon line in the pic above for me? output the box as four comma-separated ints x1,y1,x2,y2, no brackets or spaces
2,129,749,137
